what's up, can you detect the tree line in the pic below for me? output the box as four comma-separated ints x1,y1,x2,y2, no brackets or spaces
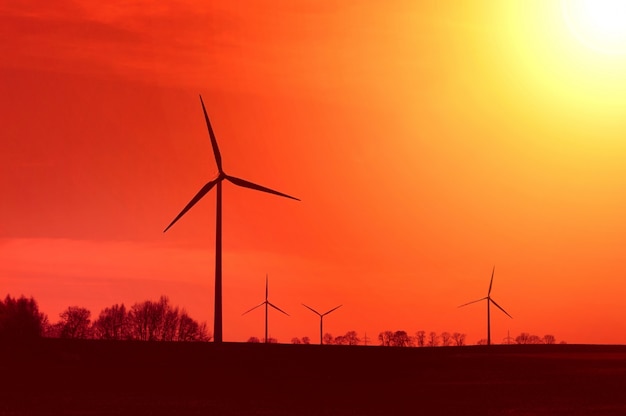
2,294,562,345
0,294,211,342
279,330,562,346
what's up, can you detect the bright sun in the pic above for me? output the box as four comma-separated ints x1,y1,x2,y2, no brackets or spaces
562,0,626,54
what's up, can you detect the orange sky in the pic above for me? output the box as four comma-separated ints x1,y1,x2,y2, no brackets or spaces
2,1,626,344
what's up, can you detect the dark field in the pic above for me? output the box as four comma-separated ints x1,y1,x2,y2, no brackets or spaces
1,339,625,415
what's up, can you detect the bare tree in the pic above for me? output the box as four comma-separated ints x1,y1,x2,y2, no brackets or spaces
291,337,302,344
391,330,411,347
334,335,347,345
102,296,209,342
515,332,531,344
476,338,488,345
301,336,311,345
161,304,180,341
322,332,334,345
57,306,92,339
543,334,556,345
440,331,452,346
528,335,543,344
427,331,439,347
452,332,466,346
176,311,210,341
247,336,261,343
92,304,129,340
415,330,426,347
344,330,360,346
264,337,278,344
378,331,393,346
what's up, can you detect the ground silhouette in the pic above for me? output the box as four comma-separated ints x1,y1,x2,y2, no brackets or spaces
1,339,624,415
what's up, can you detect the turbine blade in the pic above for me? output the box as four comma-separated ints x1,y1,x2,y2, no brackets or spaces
458,297,488,308
242,302,266,316
199,95,223,173
490,298,513,319
302,303,321,316
163,179,219,232
322,304,342,316
488,266,495,296
225,175,300,201
268,302,289,316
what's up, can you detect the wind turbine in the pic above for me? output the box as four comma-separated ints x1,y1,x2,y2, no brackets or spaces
458,266,512,345
164,95,299,343
242,274,289,343
302,304,342,345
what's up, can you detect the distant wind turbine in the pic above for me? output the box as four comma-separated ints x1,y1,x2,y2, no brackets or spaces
458,266,512,345
164,95,299,343
242,275,289,343
302,304,342,345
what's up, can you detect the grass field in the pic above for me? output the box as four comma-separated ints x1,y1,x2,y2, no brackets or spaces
1,339,625,415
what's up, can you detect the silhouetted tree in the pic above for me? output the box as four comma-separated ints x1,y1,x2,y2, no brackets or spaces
92,304,129,340
543,334,556,344
334,335,347,345
247,336,261,343
378,331,393,346
176,311,211,341
57,306,92,339
427,331,439,347
440,331,452,346
476,338,488,345
344,330,360,346
291,337,302,344
43,320,62,338
98,296,210,342
322,333,334,345
515,332,531,344
514,332,548,344
0,295,48,340
264,337,278,344
415,330,426,347
391,330,412,347
301,336,311,345
128,296,174,341
452,332,466,346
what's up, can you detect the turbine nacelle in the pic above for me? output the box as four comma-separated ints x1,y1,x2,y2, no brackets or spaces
163,95,300,234
302,303,342,345
302,303,342,317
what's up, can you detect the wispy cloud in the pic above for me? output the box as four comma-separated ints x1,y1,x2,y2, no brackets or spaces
0,1,234,86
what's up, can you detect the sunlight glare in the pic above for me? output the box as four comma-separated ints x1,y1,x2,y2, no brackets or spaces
562,0,626,54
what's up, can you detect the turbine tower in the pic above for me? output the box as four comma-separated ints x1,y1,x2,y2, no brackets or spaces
302,304,342,345
458,266,512,345
242,274,289,343
164,95,299,343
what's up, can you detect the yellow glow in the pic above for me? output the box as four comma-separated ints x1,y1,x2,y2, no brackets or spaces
563,0,626,54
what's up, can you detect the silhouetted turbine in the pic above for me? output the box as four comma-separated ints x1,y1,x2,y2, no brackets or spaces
458,266,512,346
302,304,342,345
242,274,289,343
164,96,299,343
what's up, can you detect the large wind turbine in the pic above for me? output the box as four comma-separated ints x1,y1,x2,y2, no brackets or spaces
302,304,342,345
458,266,512,345
242,275,289,343
164,95,299,343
